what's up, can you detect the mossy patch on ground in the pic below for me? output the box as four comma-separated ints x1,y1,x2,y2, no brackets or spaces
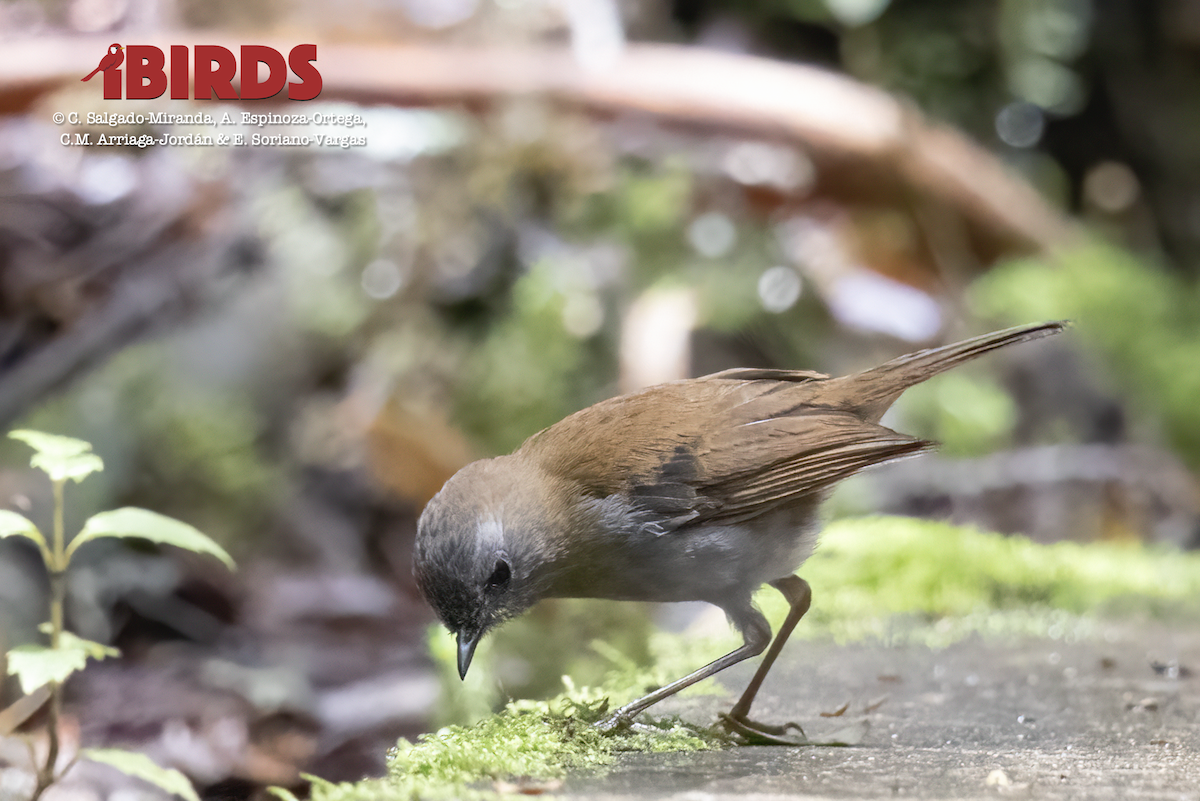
780,516,1200,646
282,683,719,801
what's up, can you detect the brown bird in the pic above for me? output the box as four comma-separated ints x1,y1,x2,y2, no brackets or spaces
414,320,1066,741
82,44,124,82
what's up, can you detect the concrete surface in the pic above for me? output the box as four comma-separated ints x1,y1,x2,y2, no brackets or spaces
565,620,1199,800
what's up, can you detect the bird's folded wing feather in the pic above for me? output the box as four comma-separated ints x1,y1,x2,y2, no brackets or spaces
695,414,931,524
524,374,932,531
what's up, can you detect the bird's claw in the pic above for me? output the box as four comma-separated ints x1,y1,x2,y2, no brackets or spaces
719,712,808,745
594,713,630,734
595,713,661,736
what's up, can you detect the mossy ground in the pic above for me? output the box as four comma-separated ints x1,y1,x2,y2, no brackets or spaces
291,516,1200,800
273,684,719,801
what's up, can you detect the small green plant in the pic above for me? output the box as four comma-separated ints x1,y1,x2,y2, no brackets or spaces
0,430,235,801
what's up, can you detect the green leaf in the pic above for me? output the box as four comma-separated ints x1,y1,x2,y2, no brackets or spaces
7,645,85,694
33,452,105,483
54,629,122,660
265,787,303,801
81,748,200,801
9,430,93,457
6,633,119,694
9,430,104,483
69,507,235,569
0,509,48,557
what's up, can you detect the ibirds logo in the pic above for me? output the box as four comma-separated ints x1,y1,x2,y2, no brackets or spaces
81,43,322,101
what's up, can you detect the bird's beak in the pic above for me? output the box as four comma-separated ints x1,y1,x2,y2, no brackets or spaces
456,630,480,680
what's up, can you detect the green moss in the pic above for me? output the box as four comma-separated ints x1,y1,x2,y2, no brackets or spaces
758,516,1200,647
428,598,659,728
300,682,718,801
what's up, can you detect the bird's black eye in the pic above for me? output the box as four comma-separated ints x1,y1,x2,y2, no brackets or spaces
485,559,511,590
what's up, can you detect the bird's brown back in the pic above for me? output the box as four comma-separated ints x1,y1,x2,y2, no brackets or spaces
521,321,1066,530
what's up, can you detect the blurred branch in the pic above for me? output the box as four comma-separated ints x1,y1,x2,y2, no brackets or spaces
0,685,50,737
0,237,251,427
0,157,257,428
1,37,1072,260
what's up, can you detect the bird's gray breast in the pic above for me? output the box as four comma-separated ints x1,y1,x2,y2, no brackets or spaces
544,494,819,605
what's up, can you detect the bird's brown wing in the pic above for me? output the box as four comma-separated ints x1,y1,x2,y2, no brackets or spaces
522,373,931,531
693,409,931,525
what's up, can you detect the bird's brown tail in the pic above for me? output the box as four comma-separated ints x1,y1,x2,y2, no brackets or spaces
824,320,1068,422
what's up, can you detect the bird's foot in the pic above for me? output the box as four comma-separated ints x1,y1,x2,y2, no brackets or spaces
594,712,660,736
718,712,808,745
594,712,630,734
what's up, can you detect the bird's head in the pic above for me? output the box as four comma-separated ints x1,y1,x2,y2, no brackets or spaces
413,455,566,679
110,44,123,54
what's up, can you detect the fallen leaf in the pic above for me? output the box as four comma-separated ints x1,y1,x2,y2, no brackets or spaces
819,701,849,718
864,695,888,713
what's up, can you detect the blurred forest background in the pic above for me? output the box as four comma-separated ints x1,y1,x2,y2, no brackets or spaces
1,0,1200,797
